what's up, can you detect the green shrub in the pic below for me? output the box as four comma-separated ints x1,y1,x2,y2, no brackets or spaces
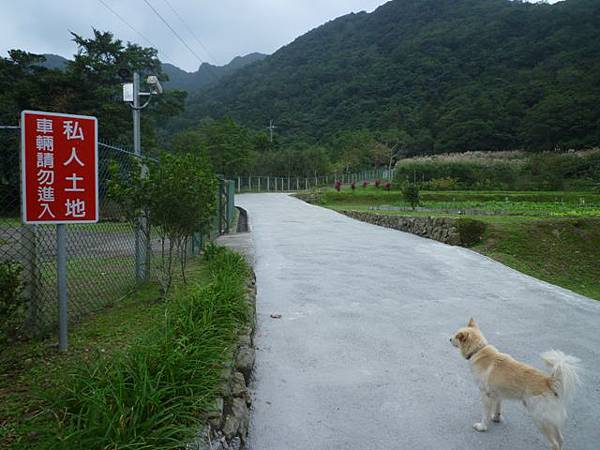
456,219,487,247
0,261,24,344
42,247,250,449
402,183,421,209
422,177,460,190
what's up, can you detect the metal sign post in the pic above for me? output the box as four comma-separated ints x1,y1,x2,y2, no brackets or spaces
21,110,99,351
56,223,68,351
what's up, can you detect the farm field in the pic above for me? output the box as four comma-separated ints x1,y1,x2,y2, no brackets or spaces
302,188,600,301
316,189,600,220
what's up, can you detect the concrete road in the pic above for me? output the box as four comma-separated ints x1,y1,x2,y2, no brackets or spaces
237,194,600,450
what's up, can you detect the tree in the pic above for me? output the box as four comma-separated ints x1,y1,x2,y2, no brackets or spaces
109,153,217,295
66,29,186,149
149,153,217,291
402,183,421,210
191,117,253,176
375,128,411,178
1,30,187,214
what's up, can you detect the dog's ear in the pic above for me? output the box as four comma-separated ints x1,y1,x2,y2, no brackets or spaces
467,318,478,328
456,331,468,343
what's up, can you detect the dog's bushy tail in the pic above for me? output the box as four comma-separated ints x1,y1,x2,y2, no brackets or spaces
541,350,581,404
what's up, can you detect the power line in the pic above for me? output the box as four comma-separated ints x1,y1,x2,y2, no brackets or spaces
141,0,205,65
159,0,222,81
160,0,217,63
96,0,177,65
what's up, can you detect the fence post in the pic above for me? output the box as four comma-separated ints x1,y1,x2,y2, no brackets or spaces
296,177,299,191
219,178,224,234
237,177,241,193
258,176,261,192
21,224,39,333
267,176,270,192
249,176,252,192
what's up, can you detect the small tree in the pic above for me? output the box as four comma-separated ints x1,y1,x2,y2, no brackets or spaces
375,179,381,189
402,182,421,210
109,153,217,295
334,180,342,192
362,180,369,188
384,182,392,191
149,153,217,293
351,181,356,192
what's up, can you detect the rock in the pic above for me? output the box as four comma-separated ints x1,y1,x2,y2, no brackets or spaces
236,345,255,383
222,414,240,441
206,397,224,429
238,328,253,347
232,371,248,398
222,398,249,440
233,398,250,442
185,427,223,450
229,437,242,450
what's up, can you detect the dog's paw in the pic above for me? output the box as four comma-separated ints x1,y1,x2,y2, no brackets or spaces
492,414,504,423
473,422,488,432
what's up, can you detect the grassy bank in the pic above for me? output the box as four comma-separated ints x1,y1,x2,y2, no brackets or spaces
303,189,600,301
475,219,600,300
0,246,251,449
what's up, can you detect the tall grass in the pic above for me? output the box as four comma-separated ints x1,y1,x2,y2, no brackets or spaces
38,247,250,449
395,149,600,191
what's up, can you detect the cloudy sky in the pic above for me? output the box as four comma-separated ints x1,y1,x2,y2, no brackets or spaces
1,0,560,72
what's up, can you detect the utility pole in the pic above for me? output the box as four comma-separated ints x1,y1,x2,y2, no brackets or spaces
267,119,277,143
123,70,163,282
132,72,145,282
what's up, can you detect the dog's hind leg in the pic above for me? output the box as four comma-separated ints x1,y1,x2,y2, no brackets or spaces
492,399,504,423
474,393,495,432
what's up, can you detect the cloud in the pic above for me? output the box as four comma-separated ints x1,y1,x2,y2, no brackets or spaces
0,0,385,71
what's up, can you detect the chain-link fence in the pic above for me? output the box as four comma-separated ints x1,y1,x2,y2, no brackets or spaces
1,140,234,342
233,168,395,193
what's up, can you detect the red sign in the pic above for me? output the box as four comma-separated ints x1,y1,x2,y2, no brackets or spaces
21,110,99,224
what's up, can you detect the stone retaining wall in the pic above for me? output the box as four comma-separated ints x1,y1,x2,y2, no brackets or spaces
340,210,461,245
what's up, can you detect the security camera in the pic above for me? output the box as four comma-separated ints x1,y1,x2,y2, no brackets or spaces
146,75,163,95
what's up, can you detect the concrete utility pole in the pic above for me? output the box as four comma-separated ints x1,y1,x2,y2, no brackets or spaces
132,72,145,282
123,70,163,282
267,119,277,143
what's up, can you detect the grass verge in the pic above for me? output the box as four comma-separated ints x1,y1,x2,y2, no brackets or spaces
474,218,600,301
0,246,251,449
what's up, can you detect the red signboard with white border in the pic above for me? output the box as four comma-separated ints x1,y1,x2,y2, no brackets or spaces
21,110,99,224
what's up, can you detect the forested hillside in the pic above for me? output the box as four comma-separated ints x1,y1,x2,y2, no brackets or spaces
178,0,600,153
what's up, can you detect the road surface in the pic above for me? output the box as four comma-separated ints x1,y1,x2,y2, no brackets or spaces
236,194,600,450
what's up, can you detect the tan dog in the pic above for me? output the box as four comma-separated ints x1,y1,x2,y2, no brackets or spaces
450,319,580,450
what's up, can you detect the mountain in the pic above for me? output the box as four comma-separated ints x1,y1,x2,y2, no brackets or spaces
39,53,267,94
40,54,69,70
162,53,267,93
180,0,600,152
